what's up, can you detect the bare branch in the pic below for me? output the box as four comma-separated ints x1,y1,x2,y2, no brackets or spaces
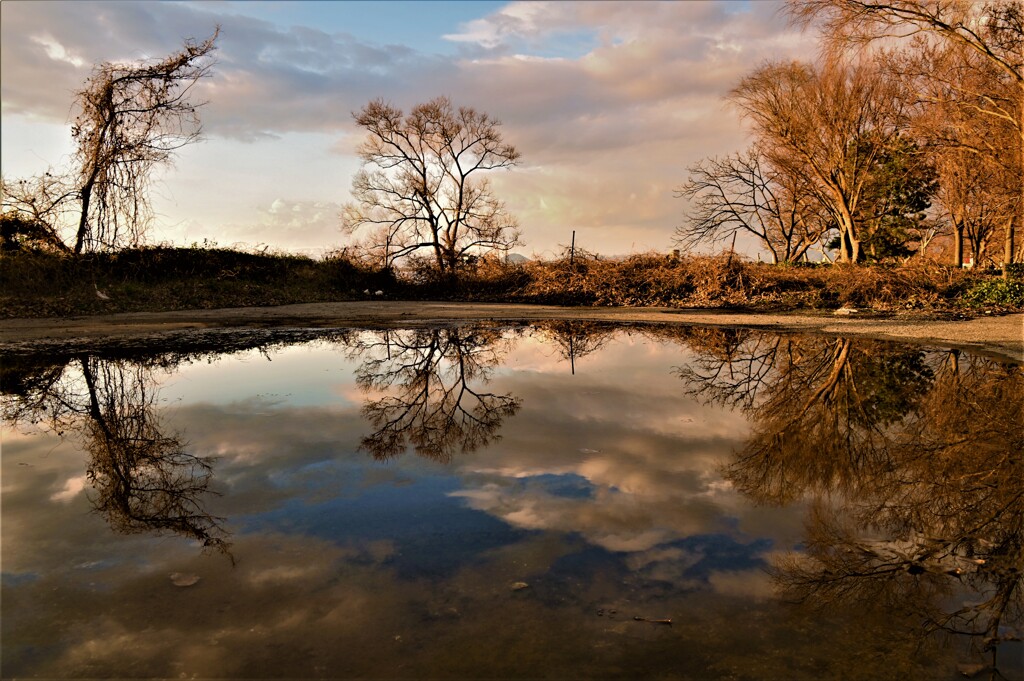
342,97,521,274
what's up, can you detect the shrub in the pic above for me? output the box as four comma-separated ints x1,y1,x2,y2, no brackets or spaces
3,244,1019,318
962,278,1024,308
0,245,395,318
1004,262,1024,280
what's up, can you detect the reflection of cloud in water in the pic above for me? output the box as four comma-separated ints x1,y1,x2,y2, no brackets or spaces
446,344,765,556
707,568,775,600
2,331,779,576
452,478,727,553
49,474,88,503
5,524,959,679
176,334,785,565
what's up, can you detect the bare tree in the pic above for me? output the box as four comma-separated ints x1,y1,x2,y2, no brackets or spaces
675,147,831,263
342,97,522,275
70,29,219,253
933,141,1016,268
790,0,1023,271
897,36,1021,267
0,171,77,252
730,59,908,263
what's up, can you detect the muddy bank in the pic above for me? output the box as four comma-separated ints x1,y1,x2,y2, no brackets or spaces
1,302,1021,362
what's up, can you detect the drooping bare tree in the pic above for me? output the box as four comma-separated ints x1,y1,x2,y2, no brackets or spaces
70,29,219,253
342,97,522,275
675,147,831,263
78,358,230,555
790,0,1023,271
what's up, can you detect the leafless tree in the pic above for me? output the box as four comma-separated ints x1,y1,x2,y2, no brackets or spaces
730,58,909,264
897,38,1021,267
0,172,77,252
790,0,1023,271
675,147,831,263
342,97,522,275
69,29,219,253
933,142,1017,268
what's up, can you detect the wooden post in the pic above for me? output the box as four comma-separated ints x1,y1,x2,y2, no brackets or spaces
570,230,576,267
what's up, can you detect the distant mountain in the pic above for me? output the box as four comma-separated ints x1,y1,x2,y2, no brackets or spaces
506,253,531,264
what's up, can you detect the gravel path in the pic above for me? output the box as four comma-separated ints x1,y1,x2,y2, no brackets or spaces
1,302,1021,362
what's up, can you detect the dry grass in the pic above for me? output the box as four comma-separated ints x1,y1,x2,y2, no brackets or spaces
0,246,394,318
508,252,984,311
1,247,1016,319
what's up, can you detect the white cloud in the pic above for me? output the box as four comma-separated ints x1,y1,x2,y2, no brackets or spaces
443,1,559,49
1,0,818,255
31,34,85,67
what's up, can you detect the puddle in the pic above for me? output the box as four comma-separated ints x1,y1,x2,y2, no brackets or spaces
2,323,1021,679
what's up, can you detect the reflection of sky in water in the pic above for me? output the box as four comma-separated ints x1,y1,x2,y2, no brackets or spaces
2,329,1013,679
164,343,362,407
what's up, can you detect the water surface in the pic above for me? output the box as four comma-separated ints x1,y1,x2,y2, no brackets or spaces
2,323,1021,679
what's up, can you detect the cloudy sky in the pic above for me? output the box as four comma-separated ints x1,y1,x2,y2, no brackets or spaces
0,1,817,257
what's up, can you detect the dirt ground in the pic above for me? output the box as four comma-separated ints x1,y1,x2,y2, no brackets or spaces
1,302,1021,362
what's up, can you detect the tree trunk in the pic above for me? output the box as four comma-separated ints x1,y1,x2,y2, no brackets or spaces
838,231,851,263
1003,214,1017,278
953,223,963,268
73,179,95,255
73,82,115,255
1013,98,1024,278
836,207,860,264
433,240,445,273
841,228,861,264
973,237,985,270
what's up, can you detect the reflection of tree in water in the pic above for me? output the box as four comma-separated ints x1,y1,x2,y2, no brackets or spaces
678,330,1023,671
2,355,231,557
673,327,785,410
534,321,616,374
348,326,521,462
678,329,937,503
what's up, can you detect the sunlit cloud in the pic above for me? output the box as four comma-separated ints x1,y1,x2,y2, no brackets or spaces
0,0,817,256
30,34,85,68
